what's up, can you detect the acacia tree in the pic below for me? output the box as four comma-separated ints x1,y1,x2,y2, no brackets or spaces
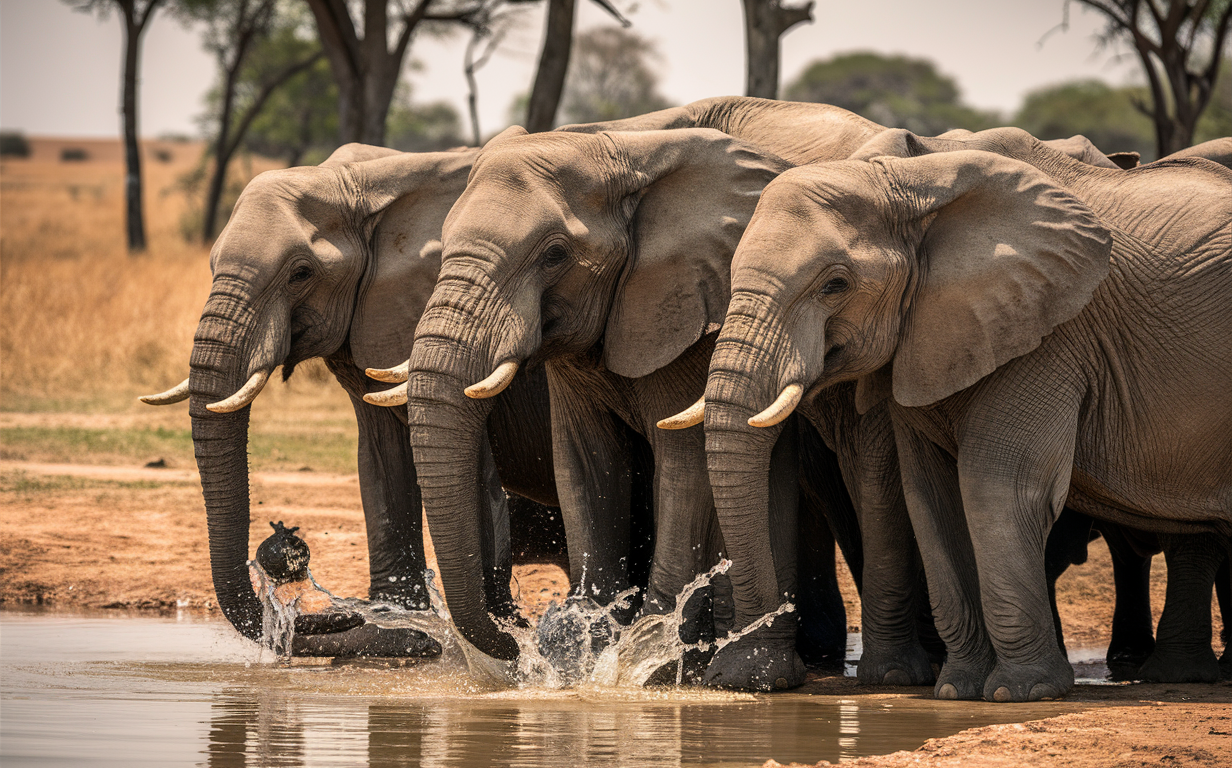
305,0,494,145
70,0,166,253
557,26,672,125
741,0,813,99
1069,0,1232,155
184,0,325,240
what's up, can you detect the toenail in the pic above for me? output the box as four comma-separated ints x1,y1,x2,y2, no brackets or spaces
937,683,957,700
993,686,1012,702
774,677,789,689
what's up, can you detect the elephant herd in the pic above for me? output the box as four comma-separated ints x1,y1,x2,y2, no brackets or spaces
142,97,1232,702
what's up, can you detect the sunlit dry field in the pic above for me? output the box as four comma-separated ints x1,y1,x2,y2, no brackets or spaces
1,141,357,471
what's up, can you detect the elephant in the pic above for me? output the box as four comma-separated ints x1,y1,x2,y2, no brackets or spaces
692,125,1231,701
140,144,561,655
387,95,935,667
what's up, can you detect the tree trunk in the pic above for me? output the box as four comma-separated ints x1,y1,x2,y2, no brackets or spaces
741,0,814,100
526,0,576,132
121,8,150,253
203,59,241,243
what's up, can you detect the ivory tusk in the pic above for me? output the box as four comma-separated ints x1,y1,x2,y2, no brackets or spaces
464,360,519,399
205,370,270,413
139,377,190,406
365,360,409,383
656,396,705,430
363,382,408,407
748,383,803,428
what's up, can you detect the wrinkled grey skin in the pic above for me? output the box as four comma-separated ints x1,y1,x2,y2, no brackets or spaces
707,126,1231,701
177,144,558,653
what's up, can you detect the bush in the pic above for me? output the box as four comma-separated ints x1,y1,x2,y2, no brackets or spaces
60,147,89,162
1,132,31,158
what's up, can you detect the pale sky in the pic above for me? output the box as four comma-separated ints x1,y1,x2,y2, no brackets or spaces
1,0,1137,140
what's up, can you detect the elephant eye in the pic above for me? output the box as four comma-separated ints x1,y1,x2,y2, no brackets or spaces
289,265,313,285
820,277,849,295
541,243,569,268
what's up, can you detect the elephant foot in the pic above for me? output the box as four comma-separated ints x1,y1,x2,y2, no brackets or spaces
293,611,365,635
291,621,441,658
703,636,806,692
1220,648,1231,682
934,657,994,700
1138,645,1220,683
644,646,715,687
1106,647,1152,682
857,641,935,686
982,655,1074,702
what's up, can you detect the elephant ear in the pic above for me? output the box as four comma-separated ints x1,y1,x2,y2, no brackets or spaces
601,129,791,379
346,150,477,371
884,150,1112,407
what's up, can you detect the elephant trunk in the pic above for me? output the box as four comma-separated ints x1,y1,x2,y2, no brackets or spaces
704,295,800,635
407,267,538,661
188,281,288,641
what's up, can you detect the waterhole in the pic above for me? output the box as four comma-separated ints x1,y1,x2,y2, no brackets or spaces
0,611,1082,767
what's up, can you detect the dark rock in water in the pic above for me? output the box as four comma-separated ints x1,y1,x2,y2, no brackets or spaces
256,521,311,584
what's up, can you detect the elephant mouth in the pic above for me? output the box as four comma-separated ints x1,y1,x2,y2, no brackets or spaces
281,309,329,380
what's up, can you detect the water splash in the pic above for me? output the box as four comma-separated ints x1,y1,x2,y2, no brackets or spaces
248,558,794,691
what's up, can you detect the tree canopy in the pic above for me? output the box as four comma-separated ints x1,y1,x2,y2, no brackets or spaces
555,26,673,125
784,51,998,134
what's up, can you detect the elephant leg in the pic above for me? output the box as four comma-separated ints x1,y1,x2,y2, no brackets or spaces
1099,522,1157,680
641,425,716,626
956,397,1081,703
545,367,633,608
847,406,935,686
1042,508,1094,658
478,436,516,619
795,420,850,672
1138,533,1224,683
350,396,429,610
892,417,995,700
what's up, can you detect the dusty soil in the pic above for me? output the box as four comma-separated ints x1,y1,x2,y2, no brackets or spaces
2,458,1228,768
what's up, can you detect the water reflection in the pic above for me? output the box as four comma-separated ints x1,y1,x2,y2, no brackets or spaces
2,613,1076,768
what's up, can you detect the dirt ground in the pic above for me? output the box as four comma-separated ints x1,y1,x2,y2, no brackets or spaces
1,457,1229,767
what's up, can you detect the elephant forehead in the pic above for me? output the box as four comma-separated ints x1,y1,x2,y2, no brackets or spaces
212,194,311,272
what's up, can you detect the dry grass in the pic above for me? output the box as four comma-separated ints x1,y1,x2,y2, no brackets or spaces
0,140,341,414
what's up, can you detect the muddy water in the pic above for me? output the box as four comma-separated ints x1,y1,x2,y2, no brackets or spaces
1,612,1077,767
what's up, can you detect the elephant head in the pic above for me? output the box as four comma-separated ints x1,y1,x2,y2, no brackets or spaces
686,148,1111,684
397,127,788,660
142,146,475,641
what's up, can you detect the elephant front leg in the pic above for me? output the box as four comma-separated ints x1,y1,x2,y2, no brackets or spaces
954,398,1081,703
478,435,517,620
892,417,995,700
547,379,633,608
351,397,430,610
1098,522,1157,679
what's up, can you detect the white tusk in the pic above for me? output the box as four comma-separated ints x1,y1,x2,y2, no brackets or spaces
205,370,270,413
139,377,190,406
362,382,408,407
365,361,409,383
748,383,803,428
464,360,519,399
657,396,705,430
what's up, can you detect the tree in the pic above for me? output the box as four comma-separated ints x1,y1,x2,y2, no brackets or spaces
741,0,813,99
239,50,339,167
69,0,166,253
386,86,467,150
1014,80,1156,159
523,0,630,132
556,26,672,125
182,0,324,240
784,52,998,134
305,0,489,146
1066,0,1232,156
